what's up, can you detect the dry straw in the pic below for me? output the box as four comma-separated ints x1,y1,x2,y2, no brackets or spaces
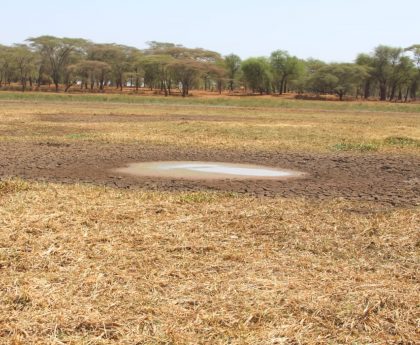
1,180,418,344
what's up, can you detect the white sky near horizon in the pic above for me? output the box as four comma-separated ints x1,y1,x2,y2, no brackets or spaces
1,0,419,62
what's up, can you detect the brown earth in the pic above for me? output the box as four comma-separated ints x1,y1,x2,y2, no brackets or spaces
1,139,419,207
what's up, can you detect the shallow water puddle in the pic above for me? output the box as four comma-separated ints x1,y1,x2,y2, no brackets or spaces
115,161,304,180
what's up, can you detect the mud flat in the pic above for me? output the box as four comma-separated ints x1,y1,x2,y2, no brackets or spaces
1,141,419,206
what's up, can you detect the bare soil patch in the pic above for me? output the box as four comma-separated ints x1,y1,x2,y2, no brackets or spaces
1,140,418,207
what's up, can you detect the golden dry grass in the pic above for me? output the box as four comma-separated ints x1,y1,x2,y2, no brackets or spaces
0,180,419,344
0,100,419,153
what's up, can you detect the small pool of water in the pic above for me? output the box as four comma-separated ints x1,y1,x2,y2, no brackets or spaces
114,161,304,180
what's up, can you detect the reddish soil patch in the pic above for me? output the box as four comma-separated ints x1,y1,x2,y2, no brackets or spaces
1,141,418,207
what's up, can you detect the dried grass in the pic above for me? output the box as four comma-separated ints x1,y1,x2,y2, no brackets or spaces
1,101,419,154
1,181,418,344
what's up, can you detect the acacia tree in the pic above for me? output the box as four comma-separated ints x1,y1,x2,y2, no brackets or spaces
169,59,204,96
140,54,174,95
293,58,326,93
143,61,160,90
406,45,420,100
11,45,38,91
86,43,136,90
111,46,133,91
270,50,302,94
213,60,228,94
356,53,375,99
128,50,144,91
332,64,369,101
68,60,111,91
307,63,368,100
241,57,272,94
142,42,177,93
224,54,241,91
388,56,415,101
0,45,13,87
87,44,114,90
62,47,87,92
371,45,403,101
160,46,222,96
27,36,88,91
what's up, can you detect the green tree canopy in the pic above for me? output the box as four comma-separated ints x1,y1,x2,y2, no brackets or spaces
270,50,303,94
27,36,88,91
224,54,241,91
307,63,369,100
241,57,272,94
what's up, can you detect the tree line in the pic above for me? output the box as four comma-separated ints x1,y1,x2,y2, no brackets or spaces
0,36,419,101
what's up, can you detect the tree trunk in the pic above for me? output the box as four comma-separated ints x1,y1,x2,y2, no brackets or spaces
364,79,371,99
279,78,285,95
37,66,42,87
65,82,75,92
410,81,417,100
404,87,410,102
379,83,387,101
181,82,187,97
99,72,105,91
162,80,168,96
53,71,60,92
389,83,397,101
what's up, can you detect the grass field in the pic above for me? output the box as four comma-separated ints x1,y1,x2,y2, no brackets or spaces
1,95,419,154
0,93,419,344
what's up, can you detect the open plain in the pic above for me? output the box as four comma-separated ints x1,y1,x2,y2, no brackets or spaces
0,93,419,344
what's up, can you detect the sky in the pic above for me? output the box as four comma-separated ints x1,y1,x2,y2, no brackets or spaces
1,0,419,62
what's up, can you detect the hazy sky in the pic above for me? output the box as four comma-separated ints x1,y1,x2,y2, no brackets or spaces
1,0,419,62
